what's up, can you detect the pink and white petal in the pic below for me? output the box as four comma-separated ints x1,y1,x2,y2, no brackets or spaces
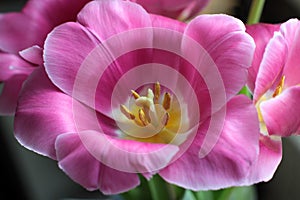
253,32,288,102
0,52,34,81
55,132,140,194
77,0,152,41
0,12,50,53
150,14,186,32
0,74,27,115
184,14,255,101
44,22,100,95
99,165,140,195
78,130,179,174
280,19,300,87
246,135,282,184
159,95,260,190
55,132,101,190
19,45,43,65
260,86,300,136
14,68,77,159
246,23,280,92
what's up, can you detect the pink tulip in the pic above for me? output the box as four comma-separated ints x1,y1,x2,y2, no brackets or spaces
243,20,300,185
14,0,266,195
247,19,300,137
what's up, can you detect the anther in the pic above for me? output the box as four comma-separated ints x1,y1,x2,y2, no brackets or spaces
272,76,285,97
139,109,149,126
162,92,171,110
120,105,135,120
131,90,140,99
154,82,160,104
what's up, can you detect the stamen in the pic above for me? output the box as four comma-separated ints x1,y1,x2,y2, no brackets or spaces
272,76,285,97
120,105,135,120
162,92,171,110
139,109,149,126
154,82,160,104
161,112,170,126
131,90,140,99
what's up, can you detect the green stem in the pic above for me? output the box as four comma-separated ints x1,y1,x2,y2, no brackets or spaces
247,0,266,24
217,188,234,200
148,175,173,200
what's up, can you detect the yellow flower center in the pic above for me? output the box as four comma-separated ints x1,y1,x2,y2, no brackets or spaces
116,82,186,144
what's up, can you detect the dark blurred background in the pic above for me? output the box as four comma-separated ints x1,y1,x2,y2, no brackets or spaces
1,0,300,199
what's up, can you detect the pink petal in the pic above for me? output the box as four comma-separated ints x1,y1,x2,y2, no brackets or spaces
159,95,260,190
19,45,43,65
14,68,77,159
260,86,300,136
77,0,152,41
44,22,100,95
280,19,300,87
0,12,50,53
133,0,209,20
23,0,91,28
246,23,280,92
78,130,179,174
0,0,90,53
0,52,34,81
246,135,282,183
150,14,186,32
253,32,288,102
184,14,255,102
98,165,140,195
55,133,101,190
0,74,27,115
56,132,141,194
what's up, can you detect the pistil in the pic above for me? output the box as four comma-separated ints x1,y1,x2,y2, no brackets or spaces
120,82,172,128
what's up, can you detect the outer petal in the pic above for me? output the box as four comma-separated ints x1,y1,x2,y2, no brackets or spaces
44,22,100,95
55,132,140,194
78,130,179,174
0,12,50,53
184,14,255,102
150,14,186,32
77,0,152,41
260,87,300,136
23,0,91,29
0,75,27,115
14,68,77,159
0,52,34,81
281,19,300,87
253,32,288,102
246,23,280,92
132,0,209,20
159,95,260,190
19,45,43,65
0,0,90,53
246,135,282,183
